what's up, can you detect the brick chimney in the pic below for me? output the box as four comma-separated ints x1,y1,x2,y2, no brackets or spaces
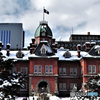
6,43,11,56
87,32,90,35
30,48,34,54
91,42,96,48
77,44,81,51
85,42,90,52
31,38,35,44
77,44,81,57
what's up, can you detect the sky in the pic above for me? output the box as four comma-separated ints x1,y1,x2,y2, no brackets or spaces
0,0,100,47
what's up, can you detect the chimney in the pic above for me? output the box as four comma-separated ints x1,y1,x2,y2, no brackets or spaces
30,48,34,54
6,43,11,56
6,43,11,49
77,44,81,51
6,49,10,56
31,38,35,44
77,50,81,57
91,42,96,48
87,32,90,35
77,44,81,57
52,38,55,44
85,42,90,52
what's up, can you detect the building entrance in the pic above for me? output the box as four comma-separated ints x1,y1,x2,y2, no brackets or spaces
38,81,48,92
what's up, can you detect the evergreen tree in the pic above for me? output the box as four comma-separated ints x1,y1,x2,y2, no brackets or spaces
84,74,100,96
0,52,26,99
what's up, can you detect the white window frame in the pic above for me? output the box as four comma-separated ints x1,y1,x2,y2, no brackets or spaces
70,68,73,75
39,65,42,73
74,68,77,75
50,65,53,73
70,83,73,91
25,67,28,75
34,65,37,73
45,65,48,73
59,83,62,91
21,67,24,74
63,83,66,91
63,68,66,75
93,65,96,73
88,65,92,74
59,68,62,75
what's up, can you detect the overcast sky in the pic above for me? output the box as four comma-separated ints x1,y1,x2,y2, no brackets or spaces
0,0,100,47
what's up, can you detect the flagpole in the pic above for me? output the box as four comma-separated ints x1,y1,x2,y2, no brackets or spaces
43,7,44,21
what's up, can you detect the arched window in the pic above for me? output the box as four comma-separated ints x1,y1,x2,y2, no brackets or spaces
42,48,46,54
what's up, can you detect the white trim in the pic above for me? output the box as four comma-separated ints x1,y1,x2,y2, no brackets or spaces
38,65,42,73
45,65,48,73
93,65,96,73
70,68,73,75
49,65,53,73
34,65,37,73
88,65,92,74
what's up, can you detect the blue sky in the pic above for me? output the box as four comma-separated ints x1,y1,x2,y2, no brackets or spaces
0,0,100,47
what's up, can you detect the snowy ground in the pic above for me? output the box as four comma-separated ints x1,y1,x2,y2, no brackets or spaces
15,96,70,100
15,96,100,100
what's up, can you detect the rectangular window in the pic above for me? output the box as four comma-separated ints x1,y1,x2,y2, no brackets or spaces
39,65,41,73
59,68,62,75
59,83,62,91
21,67,24,73
70,68,73,75
63,83,66,90
70,83,73,90
50,65,53,73
45,65,48,73
88,65,92,73
25,67,28,75
93,65,96,73
34,65,37,73
63,68,66,75
74,68,77,75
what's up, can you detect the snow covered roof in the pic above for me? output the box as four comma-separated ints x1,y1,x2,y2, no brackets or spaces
82,45,100,58
1,50,30,60
56,49,87,61
0,49,88,61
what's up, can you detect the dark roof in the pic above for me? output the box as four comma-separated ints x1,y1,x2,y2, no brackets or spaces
34,41,54,56
88,45,100,56
34,21,53,37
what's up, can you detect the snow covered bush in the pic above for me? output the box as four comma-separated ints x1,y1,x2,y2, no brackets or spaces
84,74,100,96
0,53,26,99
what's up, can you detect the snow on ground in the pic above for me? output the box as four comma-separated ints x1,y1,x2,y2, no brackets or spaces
15,96,71,100
15,96,100,100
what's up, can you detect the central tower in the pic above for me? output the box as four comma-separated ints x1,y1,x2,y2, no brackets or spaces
34,21,53,45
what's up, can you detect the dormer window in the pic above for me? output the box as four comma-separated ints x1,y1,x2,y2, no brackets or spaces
98,49,100,55
42,48,46,54
40,44,47,55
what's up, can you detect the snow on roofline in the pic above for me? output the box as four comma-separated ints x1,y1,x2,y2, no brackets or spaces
29,54,58,58
40,41,48,43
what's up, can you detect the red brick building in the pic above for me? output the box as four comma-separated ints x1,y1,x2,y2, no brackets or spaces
0,20,100,97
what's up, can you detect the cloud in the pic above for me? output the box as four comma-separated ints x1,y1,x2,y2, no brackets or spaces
0,0,100,46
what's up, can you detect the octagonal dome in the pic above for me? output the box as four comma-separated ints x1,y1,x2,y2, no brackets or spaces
34,21,53,37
